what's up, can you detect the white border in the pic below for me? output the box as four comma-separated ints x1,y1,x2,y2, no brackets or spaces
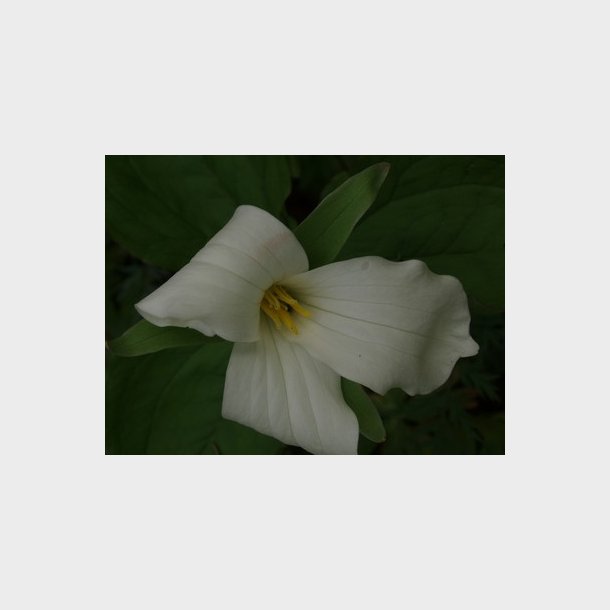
3,0,606,608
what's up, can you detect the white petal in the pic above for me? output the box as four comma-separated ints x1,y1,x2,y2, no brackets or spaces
283,257,479,395
192,205,309,286
222,319,359,455
135,262,262,342
135,205,309,342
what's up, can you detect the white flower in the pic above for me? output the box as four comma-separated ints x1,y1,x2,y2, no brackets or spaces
135,205,478,454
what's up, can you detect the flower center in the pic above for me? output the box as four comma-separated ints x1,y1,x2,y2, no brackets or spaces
260,284,310,334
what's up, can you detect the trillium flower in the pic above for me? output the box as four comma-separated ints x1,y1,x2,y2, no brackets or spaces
135,205,478,454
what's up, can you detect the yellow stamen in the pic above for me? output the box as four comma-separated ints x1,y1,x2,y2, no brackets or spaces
264,291,281,310
274,285,297,304
288,300,311,318
260,284,311,334
261,301,282,330
277,306,299,335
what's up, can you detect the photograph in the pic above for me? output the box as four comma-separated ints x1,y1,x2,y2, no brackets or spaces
106,155,505,454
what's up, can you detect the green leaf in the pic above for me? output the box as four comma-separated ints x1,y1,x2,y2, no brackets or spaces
348,155,502,207
294,163,390,268
340,156,504,311
341,378,386,443
319,170,350,200
108,319,221,357
106,341,288,455
106,343,233,454
106,155,292,270
212,420,284,455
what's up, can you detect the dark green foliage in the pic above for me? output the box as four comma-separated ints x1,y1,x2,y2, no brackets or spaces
294,163,389,267
106,344,283,455
370,312,505,455
106,155,292,270
339,156,505,312
109,320,221,357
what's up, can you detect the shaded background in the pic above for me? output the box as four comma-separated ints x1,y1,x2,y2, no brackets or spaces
106,155,504,454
